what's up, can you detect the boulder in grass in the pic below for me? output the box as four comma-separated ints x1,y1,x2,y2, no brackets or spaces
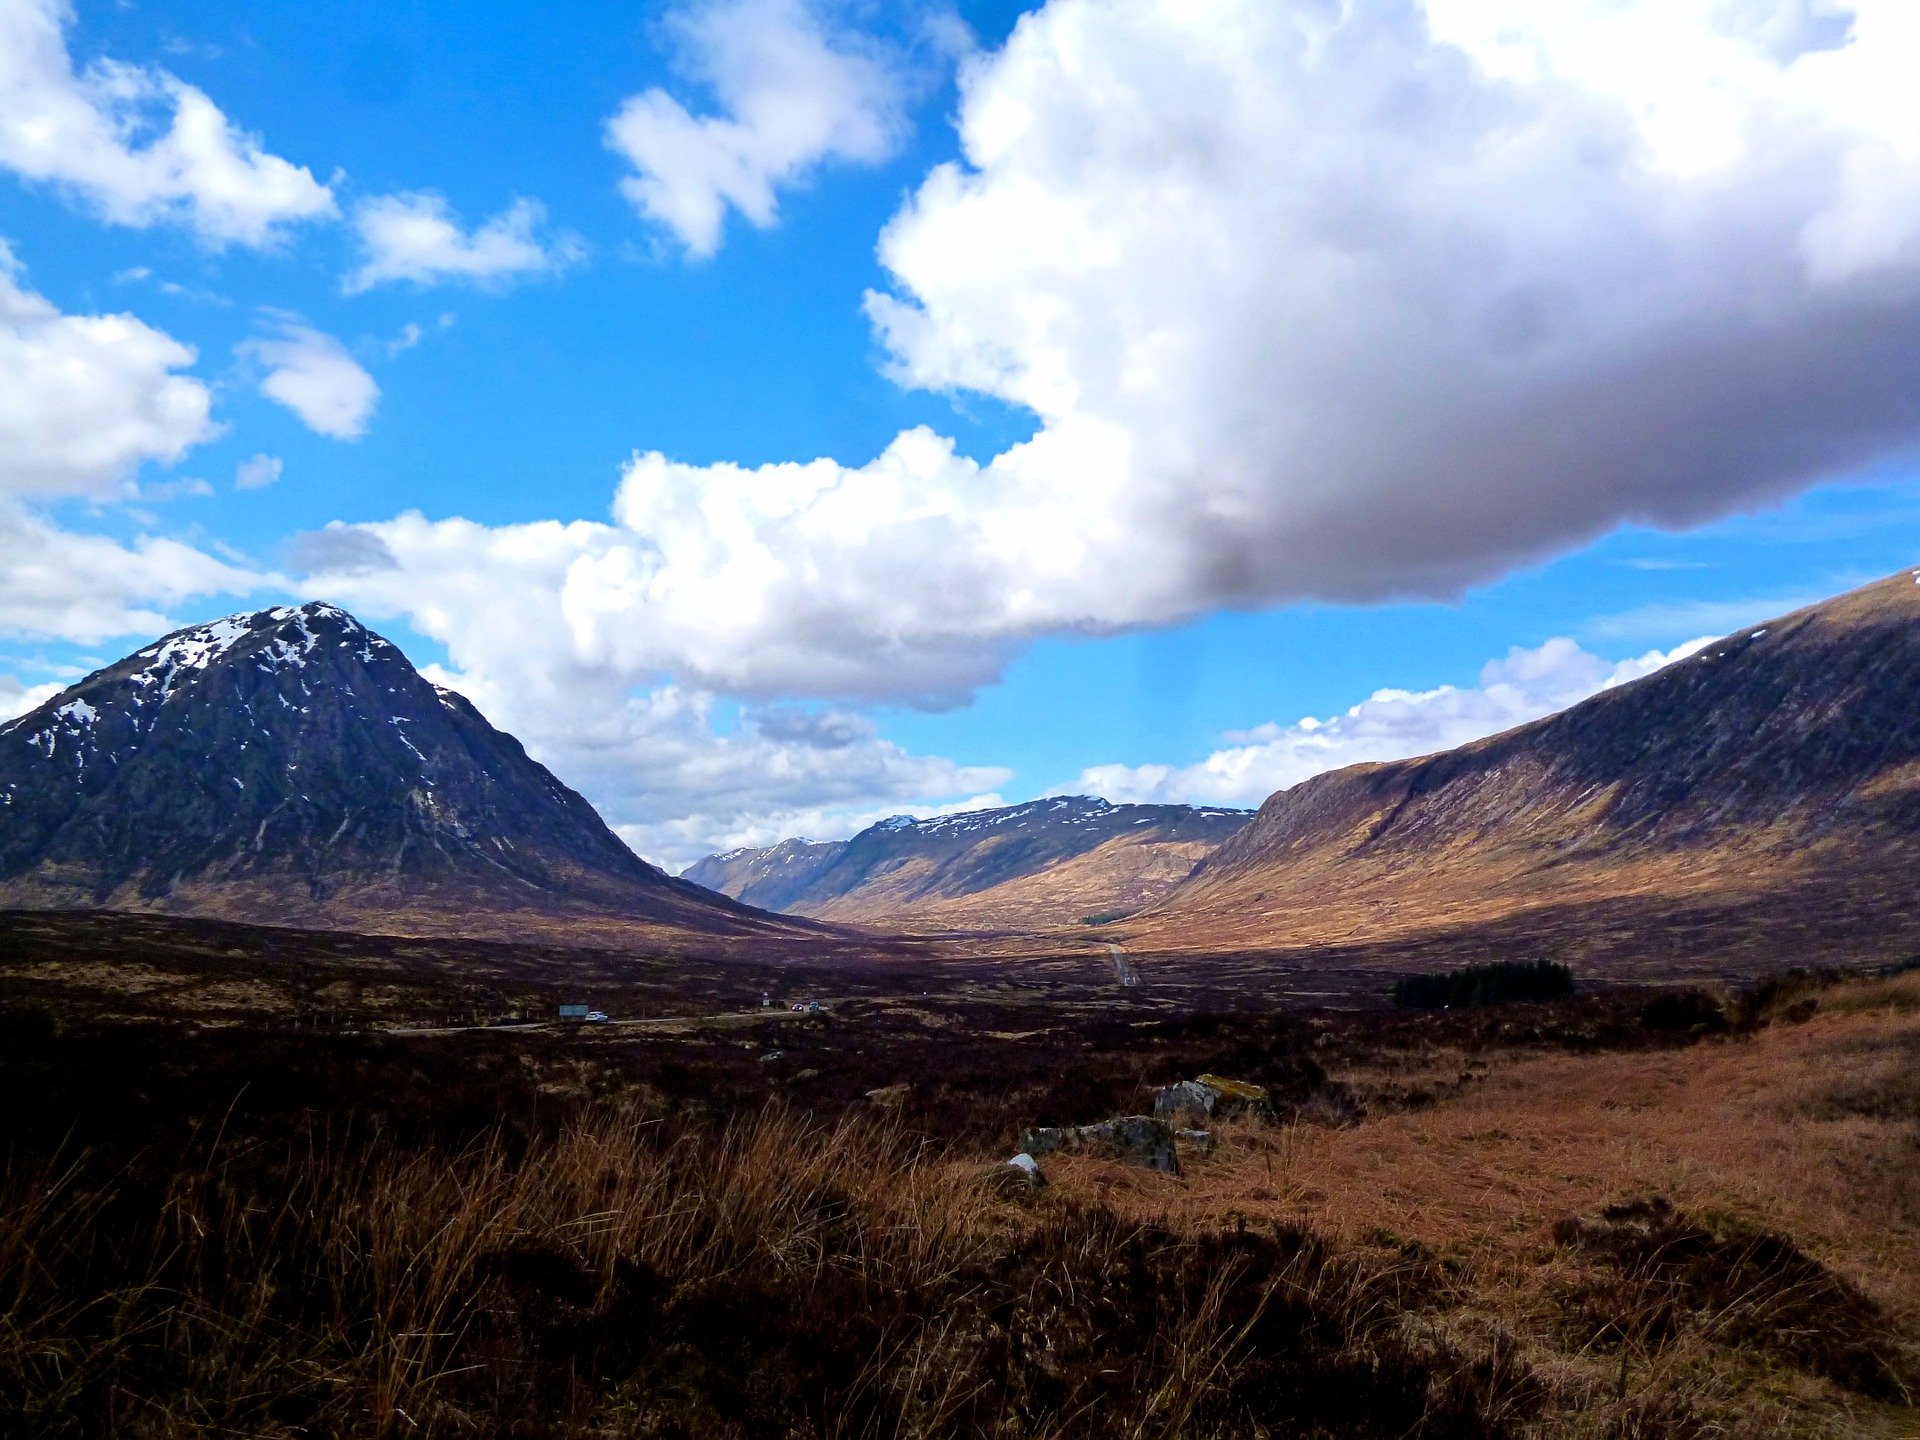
982,1151,1048,1197
1175,1128,1217,1156
1153,1080,1218,1128
1017,1116,1180,1174
1153,1074,1274,1127
1196,1074,1272,1113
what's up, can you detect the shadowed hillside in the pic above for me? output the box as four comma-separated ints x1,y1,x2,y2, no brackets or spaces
1121,568,1920,952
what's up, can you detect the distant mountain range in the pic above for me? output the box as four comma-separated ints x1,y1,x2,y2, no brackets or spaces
683,797,1252,931
0,604,807,948
1118,568,1920,953
13,569,1920,963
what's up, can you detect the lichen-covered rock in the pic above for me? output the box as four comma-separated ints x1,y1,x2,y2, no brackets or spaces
1018,1116,1180,1174
1153,1074,1274,1127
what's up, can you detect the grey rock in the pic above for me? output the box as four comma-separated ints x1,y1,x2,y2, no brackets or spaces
982,1151,1048,1197
1152,1074,1274,1127
1153,1080,1220,1128
1175,1128,1216,1155
1017,1115,1180,1174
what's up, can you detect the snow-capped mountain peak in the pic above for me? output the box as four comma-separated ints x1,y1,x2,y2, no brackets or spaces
0,602,771,937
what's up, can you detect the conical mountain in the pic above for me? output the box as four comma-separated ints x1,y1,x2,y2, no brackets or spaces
0,603,792,942
1124,568,1920,954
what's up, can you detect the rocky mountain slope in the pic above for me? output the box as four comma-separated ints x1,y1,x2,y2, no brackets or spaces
0,604,807,947
1120,569,1920,952
684,796,1252,931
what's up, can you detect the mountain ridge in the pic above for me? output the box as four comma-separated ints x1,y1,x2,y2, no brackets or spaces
685,796,1252,931
1116,567,1920,952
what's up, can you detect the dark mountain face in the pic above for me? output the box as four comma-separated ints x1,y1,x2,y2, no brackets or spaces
684,796,1252,926
682,837,848,915
1134,568,1920,950
0,603,765,935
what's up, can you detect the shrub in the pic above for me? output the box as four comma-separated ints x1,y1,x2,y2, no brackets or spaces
1552,1196,1914,1400
1392,960,1574,1010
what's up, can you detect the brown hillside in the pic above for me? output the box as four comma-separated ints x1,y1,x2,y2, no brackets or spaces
810,828,1223,932
1119,568,1920,953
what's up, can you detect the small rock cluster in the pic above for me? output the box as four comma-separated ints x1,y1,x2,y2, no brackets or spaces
1153,1073,1275,1127
988,1074,1272,1189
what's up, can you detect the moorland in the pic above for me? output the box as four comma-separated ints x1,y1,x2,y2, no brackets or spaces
2,908,1916,1438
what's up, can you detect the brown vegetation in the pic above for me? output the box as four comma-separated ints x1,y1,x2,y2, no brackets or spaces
806,830,1229,934
1,1108,1531,1439
1036,975,1920,1435
2,906,1914,1436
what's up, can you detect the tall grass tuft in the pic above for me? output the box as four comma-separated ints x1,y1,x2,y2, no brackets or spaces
0,1106,1523,1438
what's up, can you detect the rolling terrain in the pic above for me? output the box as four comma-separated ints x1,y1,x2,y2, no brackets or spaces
685,796,1251,931
0,604,822,952
1115,568,1920,955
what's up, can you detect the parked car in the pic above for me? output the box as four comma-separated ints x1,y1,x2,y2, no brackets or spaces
584,1010,610,1023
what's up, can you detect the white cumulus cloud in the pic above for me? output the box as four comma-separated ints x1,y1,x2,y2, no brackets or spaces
345,193,583,293
606,0,910,257
239,322,378,440
234,453,281,490
302,0,1920,714
417,667,1008,871
1073,637,1712,809
0,242,215,499
0,0,335,246
0,672,62,722
0,500,263,644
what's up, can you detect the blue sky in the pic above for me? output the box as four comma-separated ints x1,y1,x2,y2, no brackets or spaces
3,0,1919,867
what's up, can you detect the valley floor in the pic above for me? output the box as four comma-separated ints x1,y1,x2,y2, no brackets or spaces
0,912,1915,1436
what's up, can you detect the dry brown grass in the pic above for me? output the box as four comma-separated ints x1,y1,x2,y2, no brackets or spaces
0,1104,1523,1438
1820,971,1920,1016
4,974,1916,1436
1032,979,1920,1435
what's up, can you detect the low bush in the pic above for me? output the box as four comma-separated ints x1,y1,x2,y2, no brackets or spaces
1552,1196,1914,1401
1392,960,1574,1010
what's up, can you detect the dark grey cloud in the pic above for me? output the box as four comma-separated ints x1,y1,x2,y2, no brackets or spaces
288,524,399,577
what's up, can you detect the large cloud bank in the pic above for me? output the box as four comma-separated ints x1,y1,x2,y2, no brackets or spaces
0,242,215,498
310,0,1920,717
0,248,257,655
